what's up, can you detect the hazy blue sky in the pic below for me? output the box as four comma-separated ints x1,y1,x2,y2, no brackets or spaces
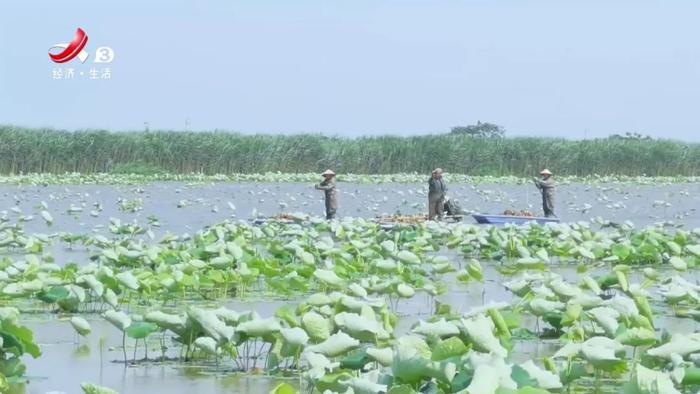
1,0,699,140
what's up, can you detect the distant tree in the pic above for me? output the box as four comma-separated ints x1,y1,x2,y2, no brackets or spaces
610,132,653,140
450,121,505,138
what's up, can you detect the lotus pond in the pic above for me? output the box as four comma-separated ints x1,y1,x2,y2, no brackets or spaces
1,180,700,394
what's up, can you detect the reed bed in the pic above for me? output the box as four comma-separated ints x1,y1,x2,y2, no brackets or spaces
1,125,699,176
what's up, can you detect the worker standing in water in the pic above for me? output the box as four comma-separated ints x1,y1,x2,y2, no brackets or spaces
534,169,556,217
428,168,447,220
315,169,338,219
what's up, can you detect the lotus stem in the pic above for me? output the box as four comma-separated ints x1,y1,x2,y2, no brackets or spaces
133,338,138,362
122,331,127,365
160,332,166,362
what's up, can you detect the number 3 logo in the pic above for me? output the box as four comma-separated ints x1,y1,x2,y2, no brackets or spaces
93,47,115,63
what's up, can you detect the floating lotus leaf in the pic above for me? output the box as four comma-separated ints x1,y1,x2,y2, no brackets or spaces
144,310,186,332
392,335,456,384
647,333,700,359
412,319,460,338
125,322,157,339
237,317,281,338
0,307,20,323
588,307,620,336
374,259,398,273
115,272,139,290
396,250,420,265
281,327,309,347
487,308,511,338
616,327,657,347
37,286,69,304
366,347,393,366
226,242,244,260
307,292,333,306
301,311,331,341
212,308,241,325
338,376,387,394
340,295,385,312
194,336,219,355
633,294,654,328
582,276,602,295
210,254,233,269
269,382,297,394
187,307,234,342
307,332,360,357
627,364,681,394
431,336,468,361
103,288,119,308
70,316,91,337
528,298,565,316
580,336,625,369
686,244,700,257
314,269,345,287
348,283,367,298
548,278,581,299
303,351,339,380
381,240,396,254
465,364,499,394
396,283,415,298
462,314,507,357
103,310,131,332
669,256,687,271
519,360,562,389
467,259,483,281
604,295,639,318
40,211,53,225
334,312,390,341
297,249,315,265
79,275,104,297
81,383,119,394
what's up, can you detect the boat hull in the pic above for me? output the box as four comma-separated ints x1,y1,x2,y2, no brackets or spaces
472,214,560,225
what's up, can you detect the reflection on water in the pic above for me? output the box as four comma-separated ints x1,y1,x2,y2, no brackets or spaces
21,312,301,394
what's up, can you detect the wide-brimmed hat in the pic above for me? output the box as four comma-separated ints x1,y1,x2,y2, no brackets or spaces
322,169,336,176
432,168,443,174
540,169,552,175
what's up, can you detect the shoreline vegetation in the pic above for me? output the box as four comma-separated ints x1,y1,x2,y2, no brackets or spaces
2,126,700,177
0,172,699,186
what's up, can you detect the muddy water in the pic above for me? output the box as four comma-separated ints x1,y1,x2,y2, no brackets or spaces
0,181,698,393
21,318,297,394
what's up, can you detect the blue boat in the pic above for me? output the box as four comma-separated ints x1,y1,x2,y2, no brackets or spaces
472,214,560,225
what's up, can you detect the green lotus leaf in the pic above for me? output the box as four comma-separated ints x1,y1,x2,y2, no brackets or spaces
70,316,91,337
81,383,119,394
125,322,157,339
302,311,331,342
103,310,132,332
307,332,360,357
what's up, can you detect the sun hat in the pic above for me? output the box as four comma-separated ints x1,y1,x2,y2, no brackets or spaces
433,168,443,174
540,169,552,175
322,169,336,176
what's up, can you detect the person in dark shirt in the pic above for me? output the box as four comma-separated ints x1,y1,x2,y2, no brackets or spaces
428,168,447,220
315,169,338,219
534,169,556,218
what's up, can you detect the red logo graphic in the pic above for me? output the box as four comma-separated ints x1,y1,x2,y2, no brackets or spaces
48,28,89,63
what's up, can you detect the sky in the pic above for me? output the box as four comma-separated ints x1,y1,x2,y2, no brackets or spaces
1,0,699,140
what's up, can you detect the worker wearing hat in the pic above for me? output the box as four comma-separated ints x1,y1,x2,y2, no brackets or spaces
534,169,556,218
428,168,447,220
315,169,338,219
